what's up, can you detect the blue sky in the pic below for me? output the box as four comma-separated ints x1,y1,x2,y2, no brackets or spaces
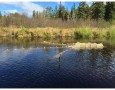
0,2,92,16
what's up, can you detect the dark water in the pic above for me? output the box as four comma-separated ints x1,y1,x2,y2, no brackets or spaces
0,37,115,88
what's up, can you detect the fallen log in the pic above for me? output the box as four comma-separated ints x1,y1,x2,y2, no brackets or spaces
53,42,104,59
68,42,104,50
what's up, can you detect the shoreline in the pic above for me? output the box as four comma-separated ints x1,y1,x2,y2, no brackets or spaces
0,26,115,39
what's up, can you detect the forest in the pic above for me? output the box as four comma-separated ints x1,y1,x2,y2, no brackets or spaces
0,2,115,27
0,2,115,39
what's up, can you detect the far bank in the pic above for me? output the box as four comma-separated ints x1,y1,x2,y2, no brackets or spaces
0,26,115,39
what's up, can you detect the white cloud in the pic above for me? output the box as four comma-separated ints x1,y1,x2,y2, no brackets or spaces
56,1,66,6
0,2,44,16
4,9,18,14
86,2,93,7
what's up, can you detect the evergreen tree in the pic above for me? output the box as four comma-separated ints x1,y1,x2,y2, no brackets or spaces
63,11,68,21
71,3,76,19
111,2,115,21
66,9,70,20
105,2,115,22
77,2,89,20
74,9,78,19
0,11,2,19
45,7,53,18
58,2,67,21
32,10,36,18
53,6,59,18
91,2,105,21
59,2,62,18
36,11,39,18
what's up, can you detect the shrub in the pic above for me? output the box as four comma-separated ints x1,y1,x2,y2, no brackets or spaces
93,31,99,38
74,31,83,39
16,28,32,38
43,32,51,38
74,27,93,39
106,29,115,39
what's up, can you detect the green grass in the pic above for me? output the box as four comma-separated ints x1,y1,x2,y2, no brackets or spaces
42,32,51,38
0,26,115,39
74,26,115,39
75,27,93,39
106,29,115,39
16,28,32,38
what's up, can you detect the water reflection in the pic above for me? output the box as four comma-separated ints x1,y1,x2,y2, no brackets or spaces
0,37,115,88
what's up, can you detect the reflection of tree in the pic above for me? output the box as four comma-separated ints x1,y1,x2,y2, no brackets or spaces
43,47,51,60
57,47,64,53
89,49,98,68
54,47,64,70
74,47,115,78
88,47,115,78
57,57,61,70
99,47,115,75
76,50,85,62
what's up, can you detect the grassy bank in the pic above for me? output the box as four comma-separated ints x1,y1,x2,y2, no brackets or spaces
0,26,115,39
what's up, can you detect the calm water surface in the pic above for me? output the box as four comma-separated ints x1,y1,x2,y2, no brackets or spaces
0,37,115,88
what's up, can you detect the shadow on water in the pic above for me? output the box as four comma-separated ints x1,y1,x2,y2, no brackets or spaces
0,37,115,88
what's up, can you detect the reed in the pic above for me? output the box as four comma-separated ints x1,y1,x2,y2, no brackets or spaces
16,28,32,38
106,26,115,39
74,27,93,39
0,26,115,39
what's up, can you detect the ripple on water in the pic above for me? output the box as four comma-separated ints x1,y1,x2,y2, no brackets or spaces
0,42,115,87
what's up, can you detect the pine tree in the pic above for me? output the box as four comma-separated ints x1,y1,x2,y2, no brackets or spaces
91,2,105,21
111,2,115,21
36,11,39,18
45,7,53,18
71,3,76,19
53,6,59,18
105,2,115,22
32,10,36,18
59,2,62,18
77,2,89,20
58,2,67,21
0,11,2,18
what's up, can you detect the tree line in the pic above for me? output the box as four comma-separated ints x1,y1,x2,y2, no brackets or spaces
0,2,115,28
32,2,115,22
